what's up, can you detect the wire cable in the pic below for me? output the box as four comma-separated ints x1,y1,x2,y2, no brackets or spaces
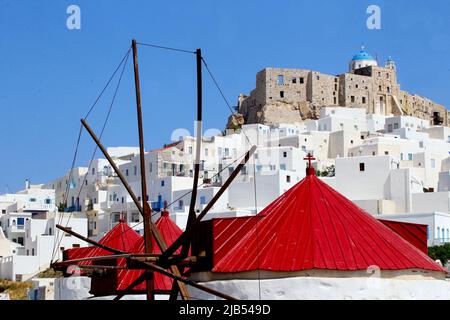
136,42,195,54
52,49,131,261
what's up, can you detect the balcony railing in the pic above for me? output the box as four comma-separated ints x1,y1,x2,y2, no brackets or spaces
65,205,82,212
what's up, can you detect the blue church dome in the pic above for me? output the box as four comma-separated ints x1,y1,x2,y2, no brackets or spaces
352,49,375,61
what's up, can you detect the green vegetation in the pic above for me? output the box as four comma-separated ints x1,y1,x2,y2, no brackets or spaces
0,280,33,300
428,243,450,266
37,268,63,278
57,202,67,212
316,165,335,177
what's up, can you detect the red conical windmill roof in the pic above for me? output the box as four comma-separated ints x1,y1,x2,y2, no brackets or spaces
64,219,141,266
115,209,186,292
212,173,445,273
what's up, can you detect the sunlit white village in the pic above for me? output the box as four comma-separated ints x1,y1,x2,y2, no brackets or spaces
2,48,450,300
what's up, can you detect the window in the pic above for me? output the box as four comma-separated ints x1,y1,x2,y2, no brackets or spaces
134,166,137,175
204,148,209,157
224,148,230,156
387,87,391,93
218,147,222,156
393,123,399,129
277,75,284,85
379,85,382,91
351,96,355,103
292,77,297,84
384,151,389,155
387,124,393,132
149,162,152,172
125,169,129,176
280,91,284,98
17,218,24,226
316,75,320,80
438,227,440,239
200,196,207,205
29,198,36,202
283,151,287,158
408,153,413,161
286,175,291,183
178,200,184,208
400,153,404,161
362,97,366,104
256,165,262,172
121,197,125,203
188,146,193,154
280,164,286,170
161,180,165,187
431,159,436,168
359,163,365,171
299,77,304,84
92,167,95,175
350,140,354,144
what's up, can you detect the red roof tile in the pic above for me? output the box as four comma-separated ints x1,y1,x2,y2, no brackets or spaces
212,174,445,273
379,219,428,254
64,220,141,266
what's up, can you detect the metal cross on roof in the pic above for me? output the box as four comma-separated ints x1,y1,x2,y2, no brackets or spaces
303,153,316,169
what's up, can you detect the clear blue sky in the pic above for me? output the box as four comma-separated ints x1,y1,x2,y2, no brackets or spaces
1,0,449,192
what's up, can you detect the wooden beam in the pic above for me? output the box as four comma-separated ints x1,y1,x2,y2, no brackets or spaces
55,224,124,255
138,261,237,300
132,38,154,301
159,145,257,265
80,118,190,300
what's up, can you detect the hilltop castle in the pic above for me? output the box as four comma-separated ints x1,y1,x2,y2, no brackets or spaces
235,48,449,127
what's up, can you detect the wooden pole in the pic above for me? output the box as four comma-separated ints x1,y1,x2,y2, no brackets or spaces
80,118,190,299
132,38,154,301
181,48,203,258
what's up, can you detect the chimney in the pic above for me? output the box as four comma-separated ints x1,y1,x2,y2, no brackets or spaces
25,179,30,190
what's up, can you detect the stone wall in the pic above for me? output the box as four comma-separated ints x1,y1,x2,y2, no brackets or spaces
238,64,448,127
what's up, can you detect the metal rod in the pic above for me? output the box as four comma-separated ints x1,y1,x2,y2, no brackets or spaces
159,145,257,265
139,261,237,300
81,115,190,300
185,48,203,231
168,48,203,299
132,38,154,301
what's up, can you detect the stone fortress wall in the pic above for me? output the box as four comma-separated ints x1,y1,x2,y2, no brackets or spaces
237,50,449,127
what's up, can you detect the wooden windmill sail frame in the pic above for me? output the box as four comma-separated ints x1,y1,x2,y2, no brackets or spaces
51,39,256,301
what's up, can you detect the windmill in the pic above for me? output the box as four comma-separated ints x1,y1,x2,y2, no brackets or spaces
50,39,256,300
